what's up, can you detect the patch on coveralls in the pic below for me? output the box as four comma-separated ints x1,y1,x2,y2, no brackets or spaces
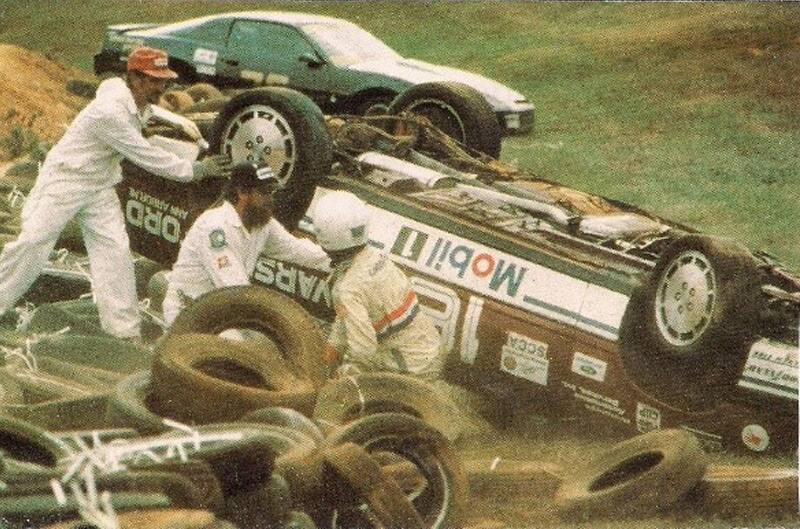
209,229,227,249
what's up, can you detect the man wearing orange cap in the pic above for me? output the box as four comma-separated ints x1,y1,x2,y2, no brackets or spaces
0,47,230,340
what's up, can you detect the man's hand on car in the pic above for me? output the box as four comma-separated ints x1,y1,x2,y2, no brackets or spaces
193,154,233,180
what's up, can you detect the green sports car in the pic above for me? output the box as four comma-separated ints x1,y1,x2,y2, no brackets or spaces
94,11,535,135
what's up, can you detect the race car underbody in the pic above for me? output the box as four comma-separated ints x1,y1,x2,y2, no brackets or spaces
118,84,799,455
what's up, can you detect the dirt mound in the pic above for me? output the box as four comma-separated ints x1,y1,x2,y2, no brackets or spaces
0,44,94,161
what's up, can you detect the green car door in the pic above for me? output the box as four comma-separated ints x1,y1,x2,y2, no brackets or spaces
225,19,333,107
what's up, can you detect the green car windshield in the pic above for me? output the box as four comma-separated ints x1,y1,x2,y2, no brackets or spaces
302,21,401,66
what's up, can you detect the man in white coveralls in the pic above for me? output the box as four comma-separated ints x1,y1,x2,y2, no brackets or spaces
313,190,444,380
0,46,231,340
162,162,330,325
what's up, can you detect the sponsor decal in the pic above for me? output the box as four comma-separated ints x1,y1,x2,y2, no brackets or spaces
192,48,218,65
571,351,607,382
561,382,629,424
252,257,333,318
680,426,724,453
737,339,798,400
125,188,188,244
378,216,628,341
635,402,661,433
741,424,770,452
215,255,230,270
500,331,549,385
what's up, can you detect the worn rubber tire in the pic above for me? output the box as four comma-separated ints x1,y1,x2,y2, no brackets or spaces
105,370,173,435
209,87,333,230
167,285,327,388
554,428,707,520
0,416,69,468
240,406,325,445
130,459,226,513
159,90,195,113
388,81,502,159
619,234,761,409
687,464,798,518
153,333,317,423
40,509,218,529
31,333,153,374
186,82,223,103
222,473,292,529
313,372,464,441
324,413,467,529
323,442,425,529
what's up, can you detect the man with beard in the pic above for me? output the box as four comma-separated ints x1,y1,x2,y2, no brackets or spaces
162,162,330,325
0,46,230,340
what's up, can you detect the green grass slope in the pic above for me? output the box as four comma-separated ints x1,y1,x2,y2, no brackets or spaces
1,1,798,268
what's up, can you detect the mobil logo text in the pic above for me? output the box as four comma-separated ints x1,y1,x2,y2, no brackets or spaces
390,226,528,298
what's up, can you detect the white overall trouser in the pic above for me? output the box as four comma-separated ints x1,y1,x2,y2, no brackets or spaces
0,184,140,338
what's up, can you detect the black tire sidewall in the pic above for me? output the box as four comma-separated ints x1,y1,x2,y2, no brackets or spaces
388,81,502,159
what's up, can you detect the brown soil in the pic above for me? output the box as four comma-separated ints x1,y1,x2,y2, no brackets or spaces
0,44,93,161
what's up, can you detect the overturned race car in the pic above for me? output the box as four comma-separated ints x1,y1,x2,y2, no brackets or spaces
119,82,798,455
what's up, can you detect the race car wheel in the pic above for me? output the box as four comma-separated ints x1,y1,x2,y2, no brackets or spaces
387,82,502,159
152,333,317,423
554,428,707,520
209,88,333,230
618,234,761,408
324,413,468,529
166,285,328,388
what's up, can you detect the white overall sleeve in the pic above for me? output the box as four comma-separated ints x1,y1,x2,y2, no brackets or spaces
93,108,194,182
263,221,331,271
335,290,382,370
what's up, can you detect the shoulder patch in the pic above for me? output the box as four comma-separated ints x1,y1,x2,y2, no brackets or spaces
209,228,227,249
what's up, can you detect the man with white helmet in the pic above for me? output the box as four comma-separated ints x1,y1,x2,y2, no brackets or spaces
314,190,444,380
162,162,329,325
0,46,231,340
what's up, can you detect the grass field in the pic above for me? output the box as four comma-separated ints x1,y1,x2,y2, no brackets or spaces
1,1,798,268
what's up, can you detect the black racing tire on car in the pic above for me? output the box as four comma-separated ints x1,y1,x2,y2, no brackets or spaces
324,413,468,529
387,81,502,159
209,87,333,230
105,370,172,435
0,416,69,468
166,285,328,389
240,406,325,445
352,93,395,117
152,333,317,423
618,234,761,409
554,429,707,520
186,82,223,103
312,373,464,441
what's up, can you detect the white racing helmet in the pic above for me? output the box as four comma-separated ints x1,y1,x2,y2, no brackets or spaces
313,191,371,251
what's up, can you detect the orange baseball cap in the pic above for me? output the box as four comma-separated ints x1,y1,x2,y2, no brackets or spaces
127,46,178,79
